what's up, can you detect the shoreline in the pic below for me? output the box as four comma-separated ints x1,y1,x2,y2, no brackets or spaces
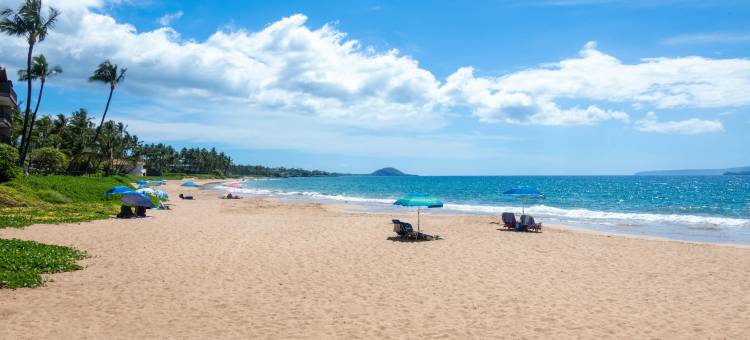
209,179,750,247
2,179,749,338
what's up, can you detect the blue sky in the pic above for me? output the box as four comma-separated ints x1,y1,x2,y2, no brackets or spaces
1,0,749,175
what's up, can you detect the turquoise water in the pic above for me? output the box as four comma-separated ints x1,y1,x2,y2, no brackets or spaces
228,176,750,244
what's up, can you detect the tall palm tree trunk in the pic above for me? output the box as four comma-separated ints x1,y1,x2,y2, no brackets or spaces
18,42,35,166
92,86,113,145
21,80,45,167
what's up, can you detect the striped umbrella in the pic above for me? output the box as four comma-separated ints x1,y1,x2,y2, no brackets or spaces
393,193,444,234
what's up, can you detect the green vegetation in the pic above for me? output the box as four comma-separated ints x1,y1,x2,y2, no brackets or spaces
0,238,85,288
28,147,68,174
0,144,20,182
228,164,337,178
0,175,130,228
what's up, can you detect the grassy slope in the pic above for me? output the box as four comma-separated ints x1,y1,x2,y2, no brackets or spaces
0,175,132,228
0,175,133,288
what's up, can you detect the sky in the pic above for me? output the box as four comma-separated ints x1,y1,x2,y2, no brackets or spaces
1,0,749,175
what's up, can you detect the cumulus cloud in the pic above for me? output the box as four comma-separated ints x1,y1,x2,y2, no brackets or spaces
443,41,750,124
635,112,723,134
157,10,183,26
0,0,748,152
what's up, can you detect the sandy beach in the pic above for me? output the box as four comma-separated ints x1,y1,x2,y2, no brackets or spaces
1,180,749,339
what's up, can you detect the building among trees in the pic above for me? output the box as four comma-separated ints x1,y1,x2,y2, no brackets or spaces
0,67,17,144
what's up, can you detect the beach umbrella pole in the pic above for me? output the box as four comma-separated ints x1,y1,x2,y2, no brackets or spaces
417,207,421,234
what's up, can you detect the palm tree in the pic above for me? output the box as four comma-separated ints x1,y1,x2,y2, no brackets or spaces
89,60,126,145
0,0,59,165
52,113,67,148
18,54,62,162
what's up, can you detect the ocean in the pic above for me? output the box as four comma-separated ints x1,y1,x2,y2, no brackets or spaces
224,176,750,245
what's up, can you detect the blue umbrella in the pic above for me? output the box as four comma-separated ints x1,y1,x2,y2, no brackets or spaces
394,193,444,233
105,186,134,195
181,181,199,187
120,192,155,208
152,189,169,200
503,186,544,214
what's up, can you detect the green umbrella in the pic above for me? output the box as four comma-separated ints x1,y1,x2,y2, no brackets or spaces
393,193,444,234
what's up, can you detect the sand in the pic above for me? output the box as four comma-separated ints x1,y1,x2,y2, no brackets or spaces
1,180,749,339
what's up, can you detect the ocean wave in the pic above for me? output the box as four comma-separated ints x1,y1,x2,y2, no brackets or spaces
216,183,750,229
444,203,750,228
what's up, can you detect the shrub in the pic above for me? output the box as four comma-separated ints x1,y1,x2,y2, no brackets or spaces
28,147,68,175
210,169,225,178
0,144,20,182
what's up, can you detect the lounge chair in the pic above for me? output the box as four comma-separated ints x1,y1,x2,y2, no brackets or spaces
392,219,406,236
179,193,194,200
501,212,518,230
135,206,147,218
391,219,439,240
520,215,542,233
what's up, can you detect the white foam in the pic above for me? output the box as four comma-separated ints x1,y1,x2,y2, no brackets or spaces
444,203,750,228
215,183,750,229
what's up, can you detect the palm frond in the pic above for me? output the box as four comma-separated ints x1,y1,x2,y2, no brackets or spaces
116,68,127,83
37,6,59,42
89,60,116,83
17,68,34,81
0,15,30,36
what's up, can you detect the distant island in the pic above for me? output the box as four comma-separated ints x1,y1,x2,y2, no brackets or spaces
635,165,750,176
370,167,415,176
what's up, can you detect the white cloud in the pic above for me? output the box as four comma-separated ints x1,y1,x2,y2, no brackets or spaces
157,10,183,26
1,0,748,154
635,112,723,134
443,41,750,125
441,64,630,125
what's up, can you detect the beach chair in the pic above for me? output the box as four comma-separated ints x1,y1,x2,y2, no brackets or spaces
392,220,438,240
179,194,194,200
392,219,406,236
135,206,147,218
117,205,134,219
520,215,542,233
501,212,518,230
